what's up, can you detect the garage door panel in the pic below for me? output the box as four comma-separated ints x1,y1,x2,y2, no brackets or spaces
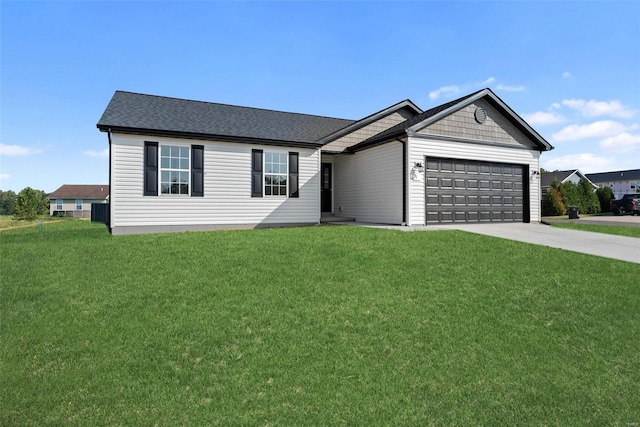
426,157,525,224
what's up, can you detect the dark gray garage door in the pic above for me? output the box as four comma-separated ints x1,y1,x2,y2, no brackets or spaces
425,157,525,224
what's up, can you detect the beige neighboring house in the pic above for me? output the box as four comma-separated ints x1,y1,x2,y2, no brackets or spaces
48,185,109,218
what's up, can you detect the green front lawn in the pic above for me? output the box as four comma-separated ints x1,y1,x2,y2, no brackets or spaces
1,221,639,425
551,222,640,238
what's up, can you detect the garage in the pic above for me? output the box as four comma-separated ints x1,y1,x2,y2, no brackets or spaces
425,157,528,224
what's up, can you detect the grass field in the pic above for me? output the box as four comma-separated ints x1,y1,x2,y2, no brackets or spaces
1,221,639,425
0,214,63,230
550,222,640,238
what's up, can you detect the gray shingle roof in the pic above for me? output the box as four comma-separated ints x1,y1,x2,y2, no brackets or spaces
541,170,575,188
97,91,356,146
586,169,640,183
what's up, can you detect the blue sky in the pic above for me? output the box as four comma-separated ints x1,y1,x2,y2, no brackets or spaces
1,1,639,193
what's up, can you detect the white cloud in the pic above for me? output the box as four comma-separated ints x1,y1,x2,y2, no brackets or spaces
0,173,10,180
0,143,44,156
562,72,572,79
496,84,525,92
561,99,636,118
83,149,109,158
600,132,640,153
543,153,614,174
429,85,461,100
522,111,566,126
552,120,637,142
481,77,496,85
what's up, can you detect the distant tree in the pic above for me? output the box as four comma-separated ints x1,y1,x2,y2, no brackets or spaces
596,186,614,213
559,181,581,210
540,168,547,174
578,178,600,214
0,190,17,215
542,179,566,216
14,187,49,221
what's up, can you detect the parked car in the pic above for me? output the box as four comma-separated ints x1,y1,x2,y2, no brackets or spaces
610,194,640,215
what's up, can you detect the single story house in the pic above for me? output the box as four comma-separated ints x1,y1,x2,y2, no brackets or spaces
586,169,640,199
541,169,597,198
97,88,553,235
48,184,109,218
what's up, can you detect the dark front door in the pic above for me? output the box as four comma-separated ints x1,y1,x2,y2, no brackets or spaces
321,163,332,213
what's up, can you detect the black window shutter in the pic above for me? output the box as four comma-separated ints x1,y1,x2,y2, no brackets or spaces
144,142,158,196
191,145,204,197
289,152,299,198
251,149,263,197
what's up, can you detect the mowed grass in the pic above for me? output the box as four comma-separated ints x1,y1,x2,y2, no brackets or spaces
551,221,640,238
0,215,62,230
1,221,639,425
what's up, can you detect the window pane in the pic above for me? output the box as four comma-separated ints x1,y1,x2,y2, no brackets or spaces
265,163,272,173
265,152,272,163
180,171,188,184
161,183,170,194
265,186,271,195
171,146,179,157
280,186,286,195
180,183,188,194
161,157,170,168
161,171,170,183
180,147,189,158
161,146,169,156
181,158,189,169
171,158,179,169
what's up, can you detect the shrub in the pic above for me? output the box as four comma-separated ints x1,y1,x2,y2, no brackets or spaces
596,186,614,213
14,187,49,221
543,186,565,216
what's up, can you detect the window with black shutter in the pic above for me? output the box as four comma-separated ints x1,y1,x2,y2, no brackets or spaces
144,141,158,196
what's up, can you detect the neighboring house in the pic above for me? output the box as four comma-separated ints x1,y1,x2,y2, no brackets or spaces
586,169,640,199
541,169,597,198
96,88,553,235
48,185,109,218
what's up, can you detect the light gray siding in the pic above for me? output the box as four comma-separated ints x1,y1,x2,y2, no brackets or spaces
407,136,541,225
110,134,319,233
323,109,415,153
332,142,403,224
418,99,536,148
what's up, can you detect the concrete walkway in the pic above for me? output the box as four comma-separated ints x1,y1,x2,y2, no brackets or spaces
342,222,640,264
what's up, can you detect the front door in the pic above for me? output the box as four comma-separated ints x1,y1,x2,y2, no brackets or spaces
321,163,332,213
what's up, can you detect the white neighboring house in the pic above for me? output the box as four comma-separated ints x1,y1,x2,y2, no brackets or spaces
541,169,597,199
48,185,109,218
586,169,640,199
96,88,553,235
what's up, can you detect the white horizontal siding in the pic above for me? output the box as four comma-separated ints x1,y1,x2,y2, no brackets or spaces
407,136,541,225
110,134,319,228
332,142,403,224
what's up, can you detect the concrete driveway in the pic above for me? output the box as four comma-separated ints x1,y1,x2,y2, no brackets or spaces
544,214,640,227
437,222,640,264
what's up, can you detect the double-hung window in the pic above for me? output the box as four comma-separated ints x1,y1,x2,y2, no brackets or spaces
160,145,190,195
264,152,288,196
56,199,63,210
143,142,204,197
251,150,299,198
75,199,83,210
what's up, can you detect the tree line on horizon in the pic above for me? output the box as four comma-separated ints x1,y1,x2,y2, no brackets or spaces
0,188,49,221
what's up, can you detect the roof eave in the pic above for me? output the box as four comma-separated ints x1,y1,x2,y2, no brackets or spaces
97,125,323,149
317,99,422,145
406,88,553,152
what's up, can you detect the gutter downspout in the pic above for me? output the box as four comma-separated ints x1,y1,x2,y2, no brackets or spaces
397,138,408,226
107,129,113,234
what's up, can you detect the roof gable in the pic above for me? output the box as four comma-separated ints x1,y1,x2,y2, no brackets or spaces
321,101,421,152
97,91,355,147
49,185,110,199
350,88,553,152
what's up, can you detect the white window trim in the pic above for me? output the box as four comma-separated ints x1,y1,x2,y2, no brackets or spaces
263,150,288,197
75,199,83,210
159,143,191,196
